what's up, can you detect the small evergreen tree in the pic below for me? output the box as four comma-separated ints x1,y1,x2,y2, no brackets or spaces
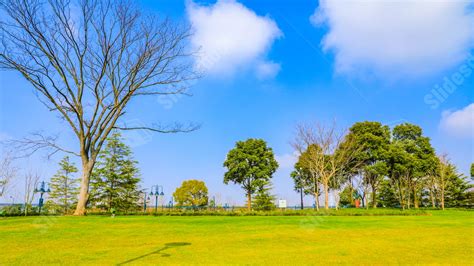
444,164,473,208
48,156,79,214
252,181,276,211
89,132,141,212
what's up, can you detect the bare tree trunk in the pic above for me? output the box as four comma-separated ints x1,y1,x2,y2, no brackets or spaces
314,191,320,211
324,183,329,210
74,160,94,216
441,189,445,210
371,187,377,208
413,187,419,209
429,188,435,208
247,192,251,211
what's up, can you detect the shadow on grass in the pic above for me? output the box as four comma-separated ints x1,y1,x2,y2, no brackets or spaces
117,242,192,265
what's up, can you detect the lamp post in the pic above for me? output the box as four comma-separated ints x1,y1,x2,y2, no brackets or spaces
150,185,164,213
34,181,50,214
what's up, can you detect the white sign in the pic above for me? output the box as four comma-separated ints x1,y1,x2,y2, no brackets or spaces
278,199,287,208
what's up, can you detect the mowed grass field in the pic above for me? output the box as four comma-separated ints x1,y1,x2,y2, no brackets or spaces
0,210,473,265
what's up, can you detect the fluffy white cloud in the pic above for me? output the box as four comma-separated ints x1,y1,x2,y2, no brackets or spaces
312,0,474,77
187,0,282,78
440,103,474,138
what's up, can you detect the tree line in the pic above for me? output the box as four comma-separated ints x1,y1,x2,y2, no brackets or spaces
1,121,472,215
223,121,473,211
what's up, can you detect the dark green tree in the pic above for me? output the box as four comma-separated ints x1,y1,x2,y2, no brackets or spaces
89,132,141,212
346,122,391,208
48,156,80,214
389,123,437,209
291,161,312,209
252,180,276,211
377,179,399,208
223,139,279,210
444,164,473,207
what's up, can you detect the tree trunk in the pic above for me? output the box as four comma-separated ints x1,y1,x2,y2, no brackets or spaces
247,192,251,211
324,183,329,210
429,188,435,208
413,187,419,209
441,188,445,210
371,187,377,208
313,192,319,211
74,160,94,216
300,189,304,210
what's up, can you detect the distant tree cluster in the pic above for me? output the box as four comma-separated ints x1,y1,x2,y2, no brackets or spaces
290,121,473,210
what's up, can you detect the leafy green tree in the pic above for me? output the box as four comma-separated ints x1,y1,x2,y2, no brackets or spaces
252,181,276,211
346,122,390,208
48,156,80,214
296,145,322,210
173,180,209,208
444,164,472,207
223,139,279,210
291,161,312,209
339,186,353,207
377,179,399,208
389,123,437,209
89,132,141,212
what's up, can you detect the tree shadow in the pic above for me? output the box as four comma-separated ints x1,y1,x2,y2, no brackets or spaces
117,242,191,265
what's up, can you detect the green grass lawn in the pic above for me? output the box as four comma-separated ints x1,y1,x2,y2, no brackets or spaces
1,210,473,265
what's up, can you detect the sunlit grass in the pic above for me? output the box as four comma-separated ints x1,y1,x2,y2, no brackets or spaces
1,210,472,264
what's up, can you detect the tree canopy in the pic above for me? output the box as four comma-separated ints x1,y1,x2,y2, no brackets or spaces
223,138,278,210
173,180,209,208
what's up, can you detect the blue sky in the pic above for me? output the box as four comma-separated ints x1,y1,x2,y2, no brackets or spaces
0,0,473,206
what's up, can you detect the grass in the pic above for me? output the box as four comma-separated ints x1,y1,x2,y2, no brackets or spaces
0,210,472,265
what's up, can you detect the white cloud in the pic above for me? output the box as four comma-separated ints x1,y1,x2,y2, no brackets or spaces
187,0,282,78
275,152,298,169
440,103,474,138
312,0,474,77
256,61,281,80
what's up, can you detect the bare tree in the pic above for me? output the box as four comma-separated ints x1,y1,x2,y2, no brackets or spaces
436,154,450,210
24,171,40,215
292,122,361,210
0,152,17,198
0,0,197,215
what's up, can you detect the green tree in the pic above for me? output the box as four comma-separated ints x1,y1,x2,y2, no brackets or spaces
173,180,209,208
48,156,80,214
377,179,399,208
338,186,353,207
346,122,390,208
291,161,312,209
444,163,472,207
252,181,276,211
296,145,322,210
223,139,279,210
389,123,437,209
90,132,141,212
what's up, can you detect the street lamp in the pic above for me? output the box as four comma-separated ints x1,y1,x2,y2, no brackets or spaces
34,181,51,214
150,185,164,213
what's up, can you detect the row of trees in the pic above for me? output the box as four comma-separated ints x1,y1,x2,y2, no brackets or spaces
222,122,473,211
290,122,472,210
